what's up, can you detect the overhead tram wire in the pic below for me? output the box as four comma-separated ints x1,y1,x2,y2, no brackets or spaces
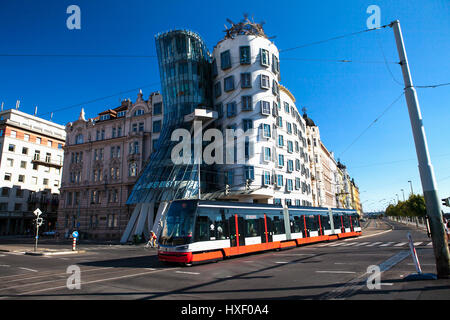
278,23,391,53
0,53,158,58
38,81,162,117
337,91,405,159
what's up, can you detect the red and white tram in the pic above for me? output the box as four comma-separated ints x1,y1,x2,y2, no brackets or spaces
158,200,361,265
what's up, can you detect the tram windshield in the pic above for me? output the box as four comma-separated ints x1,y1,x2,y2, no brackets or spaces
159,201,196,246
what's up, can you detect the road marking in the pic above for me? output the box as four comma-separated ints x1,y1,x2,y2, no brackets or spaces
0,265,10,267
0,267,114,284
12,267,181,297
394,242,407,247
316,271,356,274
413,242,423,246
354,242,370,247
0,254,6,257
379,242,394,247
275,261,289,264
366,242,382,247
341,243,358,247
175,271,200,275
18,267,38,273
427,242,433,246
356,228,393,239
328,243,345,247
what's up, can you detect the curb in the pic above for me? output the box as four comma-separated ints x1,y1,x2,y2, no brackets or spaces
25,250,86,256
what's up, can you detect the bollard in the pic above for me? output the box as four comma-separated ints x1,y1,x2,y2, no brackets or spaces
72,237,77,251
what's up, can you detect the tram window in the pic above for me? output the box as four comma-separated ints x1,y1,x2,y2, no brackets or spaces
292,215,304,233
194,215,211,242
320,215,331,230
246,219,260,237
273,215,285,234
351,215,360,228
214,213,227,240
343,215,351,228
305,215,317,231
333,215,342,228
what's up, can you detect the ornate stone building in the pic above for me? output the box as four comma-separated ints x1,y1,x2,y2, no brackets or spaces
56,91,163,240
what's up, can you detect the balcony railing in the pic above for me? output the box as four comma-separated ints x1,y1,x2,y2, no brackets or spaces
32,154,63,168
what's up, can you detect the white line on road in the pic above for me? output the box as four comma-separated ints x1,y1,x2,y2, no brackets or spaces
394,242,407,247
413,242,423,246
175,271,200,275
0,265,10,267
12,267,181,297
379,242,395,247
340,243,358,247
18,267,38,273
275,261,289,264
354,242,370,246
427,242,433,246
366,242,382,247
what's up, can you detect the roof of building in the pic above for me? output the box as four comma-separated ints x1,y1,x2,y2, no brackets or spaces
303,113,316,127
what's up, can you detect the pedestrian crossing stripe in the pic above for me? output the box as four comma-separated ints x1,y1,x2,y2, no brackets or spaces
317,241,432,248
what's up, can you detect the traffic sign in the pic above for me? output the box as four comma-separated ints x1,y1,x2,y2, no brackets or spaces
33,208,42,216
72,231,79,238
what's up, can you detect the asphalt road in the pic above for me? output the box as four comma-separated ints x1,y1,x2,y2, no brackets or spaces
0,218,449,301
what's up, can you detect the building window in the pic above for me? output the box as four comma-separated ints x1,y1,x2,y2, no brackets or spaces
224,170,234,185
264,147,271,162
153,120,161,133
4,173,11,181
241,96,253,111
24,134,30,141
262,124,271,138
278,135,284,147
261,101,271,115
263,171,271,185
75,134,83,144
287,159,294,172
36,137,41,144
139,122,144,132
240,46,251,64
134,109,144,116
214,82,221,98
260,48,270,67
260,75,270,89
287,140,294,153
277,174,284,187
117,111,126,117
243,119,253,132
20,161,26,169
241,73,252,88
272,79,279,95
129,162,137,177
153,102,162,115
10,130,17,138
8,144,15,152
295,159,301,171
244,166,254,181
278,154,284,167
295,177,301,190
272,54,280,73
287,179,293,192
7,158,13,167
43,178,49,186
287,122,292,134
18,175,25,183
226,102,236,118
220,50,231,70
212,59,218,78
284,102,290,113
224,75,235,92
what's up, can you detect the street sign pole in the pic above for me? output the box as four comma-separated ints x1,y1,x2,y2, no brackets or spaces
391,20,450,278
33,208,43,252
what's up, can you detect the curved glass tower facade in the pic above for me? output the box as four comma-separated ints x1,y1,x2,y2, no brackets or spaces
127,30,212,204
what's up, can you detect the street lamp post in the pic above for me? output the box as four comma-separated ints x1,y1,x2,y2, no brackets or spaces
401,189,405,201
408,180,414,196
391,20,450,278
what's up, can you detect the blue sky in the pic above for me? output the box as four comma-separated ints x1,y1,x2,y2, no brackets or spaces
0,0,449,212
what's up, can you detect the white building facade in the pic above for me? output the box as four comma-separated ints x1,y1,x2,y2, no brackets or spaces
209,32,313,206
0,109,66,235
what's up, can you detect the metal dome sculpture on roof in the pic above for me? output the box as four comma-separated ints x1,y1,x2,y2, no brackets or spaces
223,15,269,39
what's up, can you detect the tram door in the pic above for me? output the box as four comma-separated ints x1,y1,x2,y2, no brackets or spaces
303,215,311,237
229,214,245,247
260,214,272,243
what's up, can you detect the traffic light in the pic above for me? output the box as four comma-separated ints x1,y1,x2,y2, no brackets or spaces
225,184,230,195
442,197,450,207
245,179,250,190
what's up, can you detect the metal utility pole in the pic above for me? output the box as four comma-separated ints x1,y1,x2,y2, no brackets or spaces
391,20,450,278
401,189,405,201
408,180,414,196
